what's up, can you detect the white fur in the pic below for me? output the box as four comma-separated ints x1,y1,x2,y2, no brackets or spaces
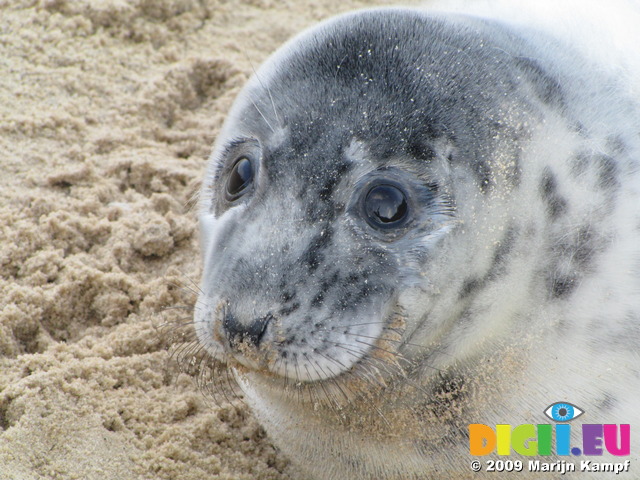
196,1,640,478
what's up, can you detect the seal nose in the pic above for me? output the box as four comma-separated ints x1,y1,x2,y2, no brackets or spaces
222,310,271,348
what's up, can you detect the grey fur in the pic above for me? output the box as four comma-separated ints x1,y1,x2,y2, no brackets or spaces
194,5,640,479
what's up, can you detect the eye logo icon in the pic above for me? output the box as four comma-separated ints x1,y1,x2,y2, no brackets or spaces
470,401,630,457
544,402,584,422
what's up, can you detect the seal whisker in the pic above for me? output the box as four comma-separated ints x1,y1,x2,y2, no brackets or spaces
315,349,348,370
331,343,394,388
320,356,388,407
292,357,304,404
313,356,353,404
207,368,230,409
279,358,292,390
183,346,225,409
351,338,407,364
171,340,201,364
223,366,243,402
159,316,196,333
304,355,341,408
333,321,387,326
331,342,369,360
301,377,318,405
341,331,454,359
243,51,282,129
176,269,205,295
247,95,276,134
161,305,194,311
167,281,203,298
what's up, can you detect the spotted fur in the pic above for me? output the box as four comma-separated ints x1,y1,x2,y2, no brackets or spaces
194,1,640,478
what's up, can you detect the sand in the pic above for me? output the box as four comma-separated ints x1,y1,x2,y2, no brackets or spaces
0,0,413,478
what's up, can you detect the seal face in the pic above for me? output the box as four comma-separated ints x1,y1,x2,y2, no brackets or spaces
195,3,640,479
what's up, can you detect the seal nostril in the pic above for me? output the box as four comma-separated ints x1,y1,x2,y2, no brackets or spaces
222,311,272,347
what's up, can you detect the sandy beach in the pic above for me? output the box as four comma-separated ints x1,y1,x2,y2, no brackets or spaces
0,0,412,478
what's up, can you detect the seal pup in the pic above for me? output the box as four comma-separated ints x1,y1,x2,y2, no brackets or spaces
193,1,640,478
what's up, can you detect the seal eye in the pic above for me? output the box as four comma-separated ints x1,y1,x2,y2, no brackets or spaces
225,157,253,201
364,184,409,229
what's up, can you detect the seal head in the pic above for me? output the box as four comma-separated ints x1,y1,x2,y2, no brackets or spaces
195,6,640,479
196,8,534,383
